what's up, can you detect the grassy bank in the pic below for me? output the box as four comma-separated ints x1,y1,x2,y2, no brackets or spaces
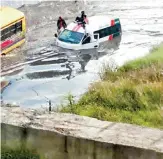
1,146,40,159
61,44,163,129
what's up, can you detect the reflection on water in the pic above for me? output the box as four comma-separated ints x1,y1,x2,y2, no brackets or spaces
22,37,121,80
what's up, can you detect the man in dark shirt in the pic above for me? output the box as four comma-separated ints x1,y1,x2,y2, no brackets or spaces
57,16,67,30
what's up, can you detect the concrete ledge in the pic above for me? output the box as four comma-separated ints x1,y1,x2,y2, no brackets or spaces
1,107,163,159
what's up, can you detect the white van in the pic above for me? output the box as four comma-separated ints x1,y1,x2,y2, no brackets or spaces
55,16,122,51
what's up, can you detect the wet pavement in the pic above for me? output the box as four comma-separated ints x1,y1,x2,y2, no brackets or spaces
1,0,163,108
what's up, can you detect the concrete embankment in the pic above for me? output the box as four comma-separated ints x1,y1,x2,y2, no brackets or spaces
1,107,163,159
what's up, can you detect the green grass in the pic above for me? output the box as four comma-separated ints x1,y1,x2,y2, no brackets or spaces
1,146,40,159
60,44,163,129
119,44,163,72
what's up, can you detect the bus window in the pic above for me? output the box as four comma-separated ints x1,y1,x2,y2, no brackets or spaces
1,29,6,41
1,28,8,41
1,20,23,41
10,25,16,35
15,21,22,32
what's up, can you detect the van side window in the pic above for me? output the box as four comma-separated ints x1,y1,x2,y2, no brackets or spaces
94,34,98,39
111,24,120,34
94,23,121,39
94,27,111,39
82,35,91,44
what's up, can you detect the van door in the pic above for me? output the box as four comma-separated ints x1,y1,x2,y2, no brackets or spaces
81,33,99,50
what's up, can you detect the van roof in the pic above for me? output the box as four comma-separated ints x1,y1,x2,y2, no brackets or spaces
87,16,114,30
66,15,119,34
0,7,25,29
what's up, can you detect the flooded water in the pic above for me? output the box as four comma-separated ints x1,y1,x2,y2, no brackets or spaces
1,0,163,108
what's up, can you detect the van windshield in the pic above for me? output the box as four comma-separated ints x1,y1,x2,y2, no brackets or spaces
58,29,84,44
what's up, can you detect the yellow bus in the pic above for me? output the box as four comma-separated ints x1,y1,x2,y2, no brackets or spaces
0,6,26,55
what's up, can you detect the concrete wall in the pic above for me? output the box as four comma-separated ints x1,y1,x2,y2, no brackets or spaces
1,107,163,159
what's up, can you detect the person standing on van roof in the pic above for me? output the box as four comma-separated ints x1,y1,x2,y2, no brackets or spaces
75,11,86,23
75,16,81,23
81,11,86,22
80,11,87,28
57,16,67,30
84,15,89,24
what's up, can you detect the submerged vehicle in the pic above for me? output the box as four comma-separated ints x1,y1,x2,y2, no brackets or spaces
0,7,26,55
55,15,122,51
